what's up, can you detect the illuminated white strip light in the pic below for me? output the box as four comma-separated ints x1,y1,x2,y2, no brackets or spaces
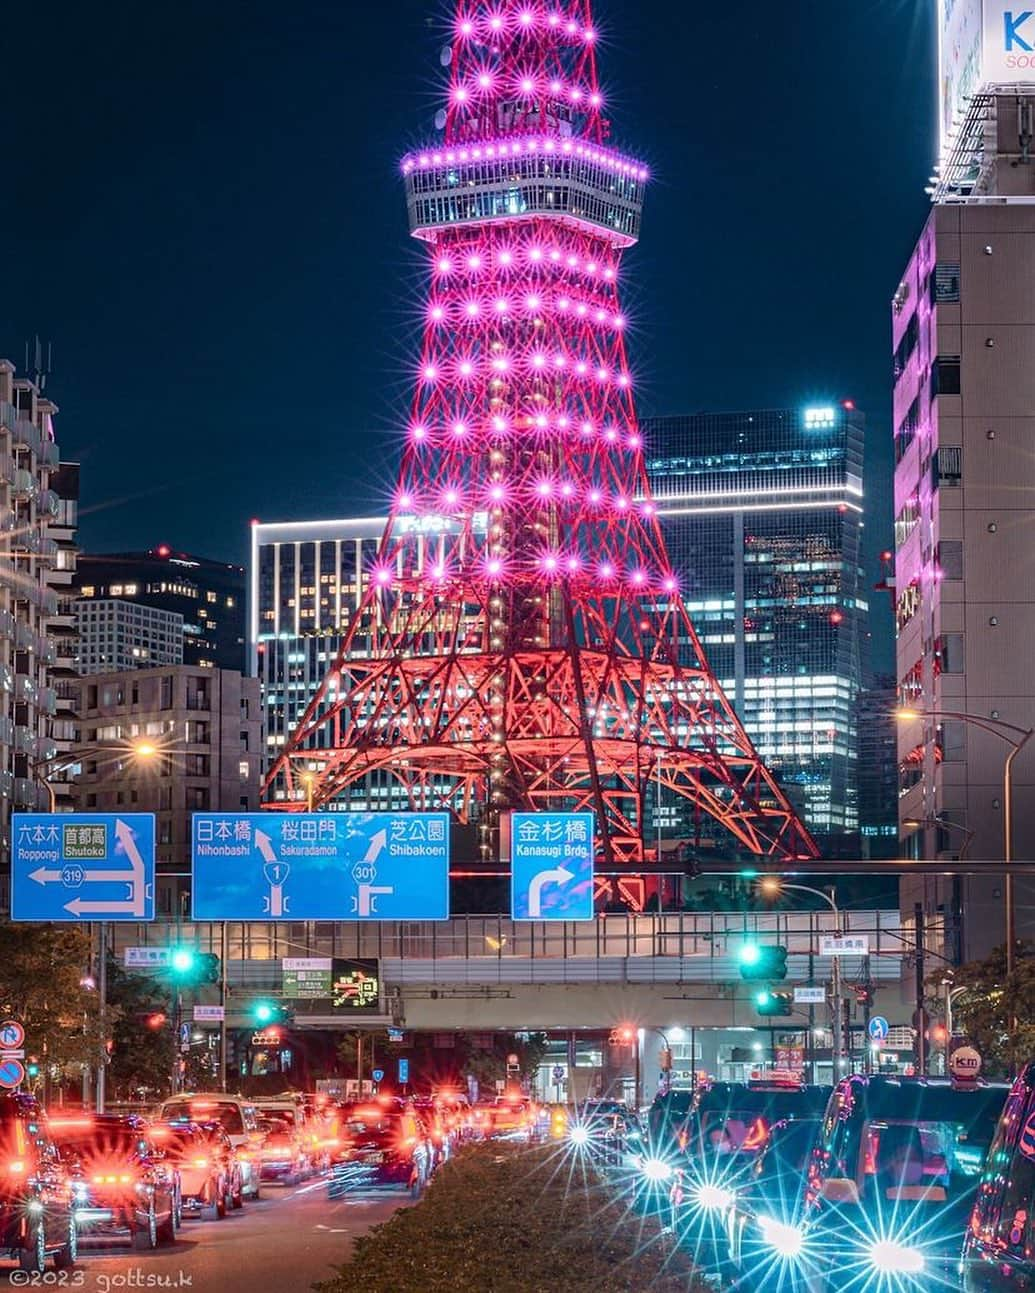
648,480,862,504
653,498,863,518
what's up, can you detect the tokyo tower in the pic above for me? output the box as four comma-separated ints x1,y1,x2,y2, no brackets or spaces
263,0,817,866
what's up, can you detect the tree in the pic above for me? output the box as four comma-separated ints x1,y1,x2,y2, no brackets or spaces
929,940,1035,1076
105,955,175,1101
463,1032,549,1096
0,923,103,1088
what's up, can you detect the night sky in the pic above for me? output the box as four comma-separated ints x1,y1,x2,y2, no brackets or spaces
2,0,935,672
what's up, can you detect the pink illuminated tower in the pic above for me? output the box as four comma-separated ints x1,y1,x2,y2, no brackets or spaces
263,0,817,866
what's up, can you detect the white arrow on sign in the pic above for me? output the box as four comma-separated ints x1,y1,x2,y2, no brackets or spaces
364,830,387,864
65,897,140,916
115,818,148,918
528,865,573,918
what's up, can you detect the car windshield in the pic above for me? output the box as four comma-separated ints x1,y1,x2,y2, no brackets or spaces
347,1114,402,1138
164,1102,244,1135
754,1119,820,1179
261,1108,297,1127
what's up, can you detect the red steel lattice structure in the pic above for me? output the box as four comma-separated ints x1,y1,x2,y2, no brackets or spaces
263,0,818,865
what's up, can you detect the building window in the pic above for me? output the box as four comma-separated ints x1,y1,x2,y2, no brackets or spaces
934,445,963,487
238,760,250,778
938,540,964,580
932,262,961,303
937,633,965,674
932,356,961,396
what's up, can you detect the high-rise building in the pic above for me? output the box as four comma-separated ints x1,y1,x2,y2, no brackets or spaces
249,517,384,763
895,2,1035,960
854,675,899,859
262,0,815,864
45,462,81,812
76,599,184,675
641,405,866,839
76,547,245,672
73,666,260,916
0,362,76,873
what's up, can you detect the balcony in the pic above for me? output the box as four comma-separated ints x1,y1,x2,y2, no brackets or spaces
10,469,35,500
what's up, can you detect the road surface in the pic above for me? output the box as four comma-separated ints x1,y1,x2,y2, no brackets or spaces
53,1177,408,1293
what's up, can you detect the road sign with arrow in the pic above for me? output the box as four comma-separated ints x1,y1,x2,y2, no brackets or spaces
191,812,450,921
510,812,594,921
12,815,155,922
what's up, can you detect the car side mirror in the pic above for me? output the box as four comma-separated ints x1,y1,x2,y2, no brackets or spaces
820,1177,860,1205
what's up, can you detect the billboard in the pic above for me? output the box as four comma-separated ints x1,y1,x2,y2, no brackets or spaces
510,812,595,921
11,814,155,922
940,1,1035,156
191,812,450,920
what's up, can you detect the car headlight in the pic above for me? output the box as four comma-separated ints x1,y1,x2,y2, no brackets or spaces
568,1126,590,1147
869,1239,925,1275
641,1157,673,1182
694,1183,734,1210
758,1215,804,1259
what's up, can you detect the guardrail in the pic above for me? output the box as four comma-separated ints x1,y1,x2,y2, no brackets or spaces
111,909,904,986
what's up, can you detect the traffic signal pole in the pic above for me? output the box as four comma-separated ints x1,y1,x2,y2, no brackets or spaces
96,922,107,1114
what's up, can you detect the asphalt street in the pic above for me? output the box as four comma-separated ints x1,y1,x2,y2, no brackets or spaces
13,1178,409,1293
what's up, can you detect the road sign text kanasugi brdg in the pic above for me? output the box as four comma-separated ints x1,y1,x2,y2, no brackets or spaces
191,812,450,921
11,814,155,922
510,812,594,921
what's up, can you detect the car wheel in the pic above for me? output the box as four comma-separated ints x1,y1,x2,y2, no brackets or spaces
174,1187,183,1230
213,1183,227,1219
19,1220,46,1273
231,1173,243,1209
54,1214,77,1270
409,1170,422,1199
157,1195,176,1246
132,1199,158,1251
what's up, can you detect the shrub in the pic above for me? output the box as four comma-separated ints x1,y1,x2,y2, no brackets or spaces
316,1144,711,1292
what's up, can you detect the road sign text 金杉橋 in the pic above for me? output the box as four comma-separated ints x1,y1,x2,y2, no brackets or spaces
191,812,449,920
11,814,155,922
510,812,594,921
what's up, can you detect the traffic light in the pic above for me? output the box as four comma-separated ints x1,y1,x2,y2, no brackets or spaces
145,1012,167,1030
738,943,788,981
26,1058,40,1078
754,989,793,1017
170,947,196,977
170,948,219,984
250,999,290,1026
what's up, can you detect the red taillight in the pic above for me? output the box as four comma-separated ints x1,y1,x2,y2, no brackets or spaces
6,1160,25,1176
194,1158,209,1169
92,1171,135,1186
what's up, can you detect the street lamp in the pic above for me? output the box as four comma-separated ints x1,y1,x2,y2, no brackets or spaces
31,737,168,811
299,771,316,813
897,707,1034,979
758,878,844,1080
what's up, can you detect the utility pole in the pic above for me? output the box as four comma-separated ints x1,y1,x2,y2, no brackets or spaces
219,922,228,1093
914,903,927,1076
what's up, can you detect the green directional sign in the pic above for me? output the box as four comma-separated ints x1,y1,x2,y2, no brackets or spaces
282,958,332,999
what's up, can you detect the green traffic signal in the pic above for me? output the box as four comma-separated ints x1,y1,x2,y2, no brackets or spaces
737,943,788,982
253,1001,274,1024
754,989,793,1017
26,1061,39,1078
171,948,196,976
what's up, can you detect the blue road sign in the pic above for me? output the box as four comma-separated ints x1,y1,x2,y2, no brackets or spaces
868,1015,890,1042
12,814,155,922
398,1058,409,1085
191,812,450,921
510,812,594,921
0,1059,24,1090
371,1068,385,1084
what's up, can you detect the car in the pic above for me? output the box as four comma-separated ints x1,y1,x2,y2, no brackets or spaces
800,1074,1010,1290
567,1102,646,1170
0,1097,78,1273
50,1113,179,1251
469,1102,497,1139
254,1099,317,1175
256,1115,310,1184
432,1093,473,1145
149,1120,238,1218
962,1059,1035,1289
158,1094,262,1198
410,1098,452,1168
329,1104,433,1198
491,1095,534,1139
724,1115,823,1278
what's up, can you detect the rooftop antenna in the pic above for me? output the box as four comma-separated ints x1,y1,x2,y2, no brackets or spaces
23,336,52,392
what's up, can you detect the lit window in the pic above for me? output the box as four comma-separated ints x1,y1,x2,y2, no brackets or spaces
207,591,217,603
80,585,95,597
110,584,123,596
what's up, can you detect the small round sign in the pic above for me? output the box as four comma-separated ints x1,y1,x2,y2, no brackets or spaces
948,1044,983,1083
0,1058,25,1089
0,1021,25,1051
372,1068,385,1083
867,1016,889,1042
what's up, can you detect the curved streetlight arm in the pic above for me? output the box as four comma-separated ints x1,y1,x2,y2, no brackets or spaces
900,707,1033,747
